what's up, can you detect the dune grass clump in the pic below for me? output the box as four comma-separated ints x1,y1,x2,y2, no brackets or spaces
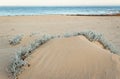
8,34,55,79
9,35,23,45
99,36,119,54
8,48,27,79
80,30,119,54
78,30,103,41
64,33,73,38
64,30,119,54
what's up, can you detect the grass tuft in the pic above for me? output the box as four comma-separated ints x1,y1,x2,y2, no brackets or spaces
8,34,55,79
9,35,23,45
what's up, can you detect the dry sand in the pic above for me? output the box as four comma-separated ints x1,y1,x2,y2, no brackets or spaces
18,36,120,79
0,15,120,79
0,15,120,48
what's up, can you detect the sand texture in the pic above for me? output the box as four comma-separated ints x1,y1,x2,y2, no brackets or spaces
0,15,120,79
18,36,120,79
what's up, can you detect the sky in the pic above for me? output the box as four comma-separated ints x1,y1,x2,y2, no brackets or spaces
0,0,120,6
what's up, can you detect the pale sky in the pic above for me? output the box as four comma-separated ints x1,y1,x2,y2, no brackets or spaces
0,0,120,6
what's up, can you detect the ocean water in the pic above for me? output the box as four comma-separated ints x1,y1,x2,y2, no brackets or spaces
0,6,120,16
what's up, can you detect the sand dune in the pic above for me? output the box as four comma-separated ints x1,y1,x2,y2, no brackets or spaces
18,36,120,79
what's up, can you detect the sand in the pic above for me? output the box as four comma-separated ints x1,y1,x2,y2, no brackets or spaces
0,15,120,48
0,15,120,79
18,36,120,79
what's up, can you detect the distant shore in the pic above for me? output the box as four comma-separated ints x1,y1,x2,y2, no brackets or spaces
66,13,120,16
0,13,120,17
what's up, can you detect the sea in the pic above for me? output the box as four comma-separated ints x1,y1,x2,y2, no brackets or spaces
0,6,120,16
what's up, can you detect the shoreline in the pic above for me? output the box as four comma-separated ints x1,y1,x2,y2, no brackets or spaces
67,13,120,16
0,13,120,17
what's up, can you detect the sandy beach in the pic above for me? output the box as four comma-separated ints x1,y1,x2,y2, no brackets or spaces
0,15,120,47
0,15,120,79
